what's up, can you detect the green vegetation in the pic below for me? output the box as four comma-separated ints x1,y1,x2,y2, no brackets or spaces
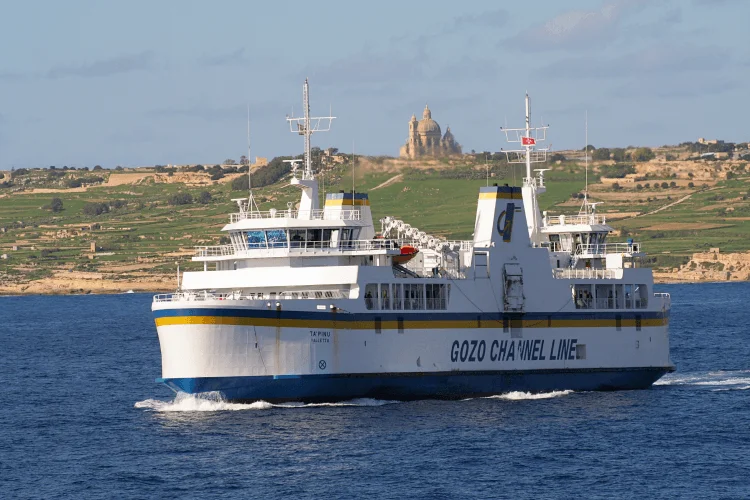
2,143,750,290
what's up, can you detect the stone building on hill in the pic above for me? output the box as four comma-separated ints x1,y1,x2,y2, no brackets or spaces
399,105,462,159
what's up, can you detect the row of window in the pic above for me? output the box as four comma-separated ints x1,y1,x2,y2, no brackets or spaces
364,283,451,311
244,228,360,250
572,283,649,309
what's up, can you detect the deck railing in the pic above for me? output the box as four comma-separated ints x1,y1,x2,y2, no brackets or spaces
552,268,620,280
194,239,400,258
545,214,607,226
576,242,641,255
654,292,671,309
230,209,361,223
153,289,346,303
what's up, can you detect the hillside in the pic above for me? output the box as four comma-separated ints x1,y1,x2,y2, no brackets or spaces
1,143,749,294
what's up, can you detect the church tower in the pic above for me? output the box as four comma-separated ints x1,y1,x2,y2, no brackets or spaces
400,105,461,159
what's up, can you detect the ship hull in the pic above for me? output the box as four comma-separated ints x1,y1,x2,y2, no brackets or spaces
153,304,673,403
158,367,672,403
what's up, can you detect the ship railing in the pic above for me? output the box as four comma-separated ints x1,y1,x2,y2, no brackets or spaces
285,239,399,252
195,245,234,257
575,242,642,255
541,241,563,252
153,289,347,303
654,292,671,309
195,239,400,257
230,209,361,223
552,268,620,280
545,214,607,226
392,239,473,253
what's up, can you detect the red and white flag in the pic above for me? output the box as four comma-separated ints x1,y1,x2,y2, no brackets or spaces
522,137,536,146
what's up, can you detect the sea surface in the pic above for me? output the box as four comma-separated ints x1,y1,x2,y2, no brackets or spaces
1,283,749,499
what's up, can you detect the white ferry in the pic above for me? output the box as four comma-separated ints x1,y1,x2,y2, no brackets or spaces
152,80,673,402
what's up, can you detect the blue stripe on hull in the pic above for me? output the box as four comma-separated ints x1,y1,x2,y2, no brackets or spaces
158,367,673,403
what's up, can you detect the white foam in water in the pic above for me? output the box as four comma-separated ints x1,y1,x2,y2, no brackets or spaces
654,370,750,389
485,390,573,401
134,392,398,412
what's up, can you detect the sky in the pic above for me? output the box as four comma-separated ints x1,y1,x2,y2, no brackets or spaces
0,0,748,169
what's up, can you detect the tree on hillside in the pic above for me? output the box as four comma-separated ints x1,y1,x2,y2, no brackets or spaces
93,165,103,171
198,190,212,204
48,197,64,212
82,202,110,216
592,148,611,161
611,148,627,162
631,147,656,162
168,193,193,206
240,155,249,166
224,159,236,165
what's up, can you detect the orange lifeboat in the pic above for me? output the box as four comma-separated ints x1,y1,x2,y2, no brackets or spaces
393,245,418,264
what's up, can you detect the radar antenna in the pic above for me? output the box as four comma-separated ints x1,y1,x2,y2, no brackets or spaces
500,93,551,246
286,78,335,181
500,93,550,184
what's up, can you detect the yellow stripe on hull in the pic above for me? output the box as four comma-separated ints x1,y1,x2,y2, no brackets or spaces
155,316,668,329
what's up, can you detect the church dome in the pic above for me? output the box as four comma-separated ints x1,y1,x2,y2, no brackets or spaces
417,104,441,136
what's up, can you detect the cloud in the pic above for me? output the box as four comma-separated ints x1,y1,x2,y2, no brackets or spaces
303,49,429,88
0,71,27,82
150,104,246,122
199,47,250,67
447,9,509,33
46,51,155,79
612,76,739,99
537,44,731,79
150,101,285,122
506,1,645,51
432,56,501,82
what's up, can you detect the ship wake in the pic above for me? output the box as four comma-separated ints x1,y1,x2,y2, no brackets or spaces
654,370,750,391
484,390,574,401
134,391,398,412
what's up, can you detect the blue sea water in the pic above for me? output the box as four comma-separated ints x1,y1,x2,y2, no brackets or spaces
1,283,749,499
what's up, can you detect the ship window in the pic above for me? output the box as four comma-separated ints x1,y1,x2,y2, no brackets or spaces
364,284,378,310
289,229,306,248
595,284,613,309
266,229,288,248
426,284,449,310
572,284,593,309
634,284,648,308
380,284,390,310
307,229,322,248
392,284,402,310
615,284,624,309
247,230,267,249
624,284,633,308
404,284,424,310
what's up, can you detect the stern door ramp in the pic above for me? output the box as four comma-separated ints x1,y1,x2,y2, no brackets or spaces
503,263,524,312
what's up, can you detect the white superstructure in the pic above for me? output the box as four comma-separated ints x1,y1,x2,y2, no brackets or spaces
151,83,673,402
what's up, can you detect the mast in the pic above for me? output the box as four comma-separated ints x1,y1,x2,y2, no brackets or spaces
525,93,532,181
246,104,259,213
286,79,335,216
501,93,550,245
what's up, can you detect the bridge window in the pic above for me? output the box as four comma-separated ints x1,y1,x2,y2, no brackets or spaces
246,230,267,249
289,229,306,248
266,229,288,248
